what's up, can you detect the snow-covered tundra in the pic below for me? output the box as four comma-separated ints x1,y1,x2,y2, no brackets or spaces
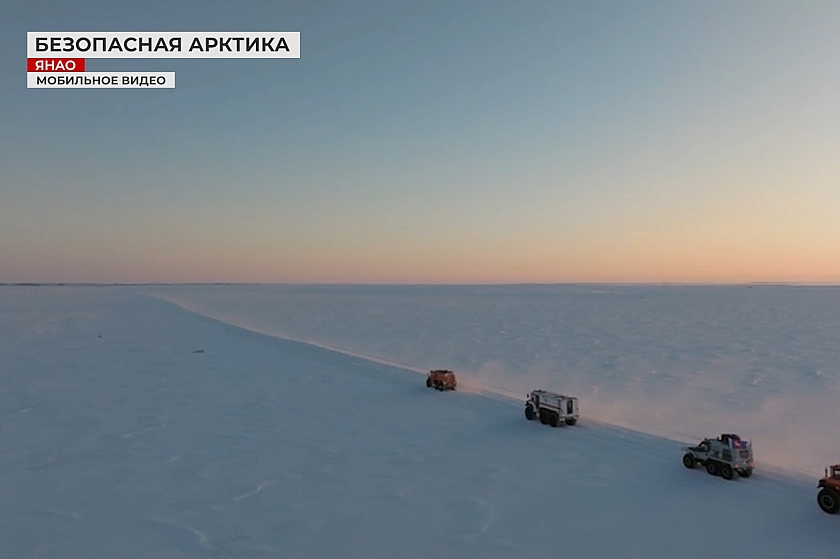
1,286,839,558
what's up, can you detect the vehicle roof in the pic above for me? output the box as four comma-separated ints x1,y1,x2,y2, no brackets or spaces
531,389,576,399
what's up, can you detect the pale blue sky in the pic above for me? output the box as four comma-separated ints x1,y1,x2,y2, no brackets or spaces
2,1,839,282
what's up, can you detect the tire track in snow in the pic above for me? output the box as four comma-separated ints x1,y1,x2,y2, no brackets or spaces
185,526,210,549
235,480,277,501
472,496,496,532
144,519,212,550
122,427,156,438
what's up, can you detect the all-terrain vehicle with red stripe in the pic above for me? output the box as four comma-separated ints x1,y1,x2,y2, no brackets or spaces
682,434,754,480
524,390,579,427
426,369,457,391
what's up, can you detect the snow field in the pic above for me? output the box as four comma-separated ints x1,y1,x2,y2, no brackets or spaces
149,284,840,476
1,287,839,558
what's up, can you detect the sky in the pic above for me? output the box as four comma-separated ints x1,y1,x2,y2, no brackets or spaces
2,1,839,284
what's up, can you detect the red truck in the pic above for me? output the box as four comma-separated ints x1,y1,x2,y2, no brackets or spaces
426,369,457,391
818,465,840,514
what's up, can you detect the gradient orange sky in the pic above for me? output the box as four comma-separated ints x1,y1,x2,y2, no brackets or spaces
2,2,839,283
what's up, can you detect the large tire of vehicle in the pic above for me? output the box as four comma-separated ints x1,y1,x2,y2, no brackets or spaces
683,453,696,469
549,412,559,428
818,488,840,514
738,468,753,478
539,409,549,425
426,377,432,388
706,461,718,476
720,464,734,480
525,405,536,421
565,418,577,426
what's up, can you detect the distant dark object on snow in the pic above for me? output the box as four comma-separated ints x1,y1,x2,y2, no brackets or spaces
426,369,456,391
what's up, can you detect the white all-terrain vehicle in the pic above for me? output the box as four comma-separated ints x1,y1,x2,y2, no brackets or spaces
524,390,579,427
682,434,754,480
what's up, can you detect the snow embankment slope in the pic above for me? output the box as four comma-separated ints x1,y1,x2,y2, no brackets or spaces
1,287,838,558
146,284,840,477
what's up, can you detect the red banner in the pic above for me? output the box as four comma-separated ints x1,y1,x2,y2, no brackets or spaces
27,58,85,72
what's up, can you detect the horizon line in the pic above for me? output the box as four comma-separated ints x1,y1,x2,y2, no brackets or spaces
2,281,840,288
